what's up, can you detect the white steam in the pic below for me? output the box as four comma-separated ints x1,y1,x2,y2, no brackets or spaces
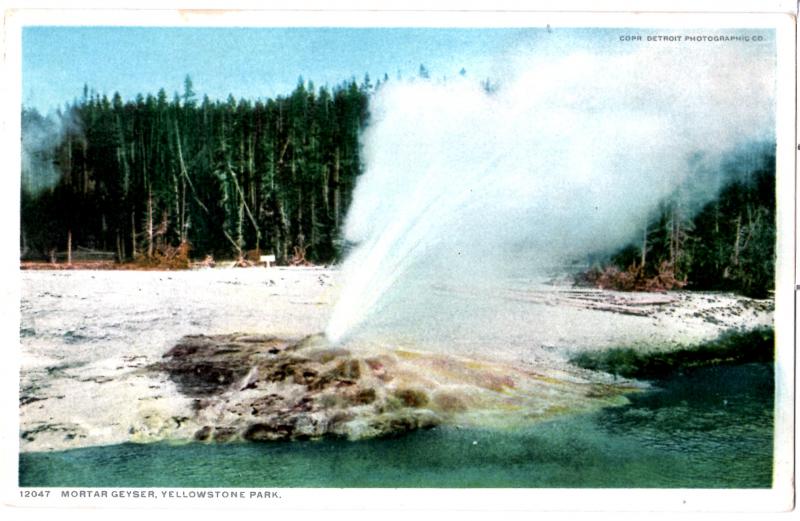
326,36,775,343
21,110,79,194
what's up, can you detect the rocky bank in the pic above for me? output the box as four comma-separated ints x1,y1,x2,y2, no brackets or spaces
144,333,636,443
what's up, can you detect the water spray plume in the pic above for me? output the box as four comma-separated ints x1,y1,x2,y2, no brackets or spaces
326,35,775,344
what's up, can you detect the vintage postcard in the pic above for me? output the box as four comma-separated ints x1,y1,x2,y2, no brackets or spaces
2,1,796,513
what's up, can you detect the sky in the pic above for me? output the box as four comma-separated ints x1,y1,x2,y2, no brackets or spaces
22,25,776,114
22,26,542,113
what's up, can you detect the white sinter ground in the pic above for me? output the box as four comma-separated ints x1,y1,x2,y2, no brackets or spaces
19,267,773,452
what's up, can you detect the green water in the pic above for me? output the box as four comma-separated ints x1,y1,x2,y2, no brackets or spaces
19,363,773,488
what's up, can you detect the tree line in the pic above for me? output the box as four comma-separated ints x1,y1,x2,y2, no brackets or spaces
21,75,372,265
21,75,776,297
581,143,776,298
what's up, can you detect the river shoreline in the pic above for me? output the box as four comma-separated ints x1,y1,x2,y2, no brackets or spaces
19,267,774,453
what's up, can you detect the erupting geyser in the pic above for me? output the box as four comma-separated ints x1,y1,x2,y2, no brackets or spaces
325,32,775,344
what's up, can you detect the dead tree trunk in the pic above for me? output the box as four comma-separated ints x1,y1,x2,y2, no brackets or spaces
333,147,341,230
147,188,154,259
732,214,742,267
131,210,138,258
640,221,648,270
226,162,260,253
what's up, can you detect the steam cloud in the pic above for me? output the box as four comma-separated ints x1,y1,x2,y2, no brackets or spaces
21,110,79,194
326,32,775,343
